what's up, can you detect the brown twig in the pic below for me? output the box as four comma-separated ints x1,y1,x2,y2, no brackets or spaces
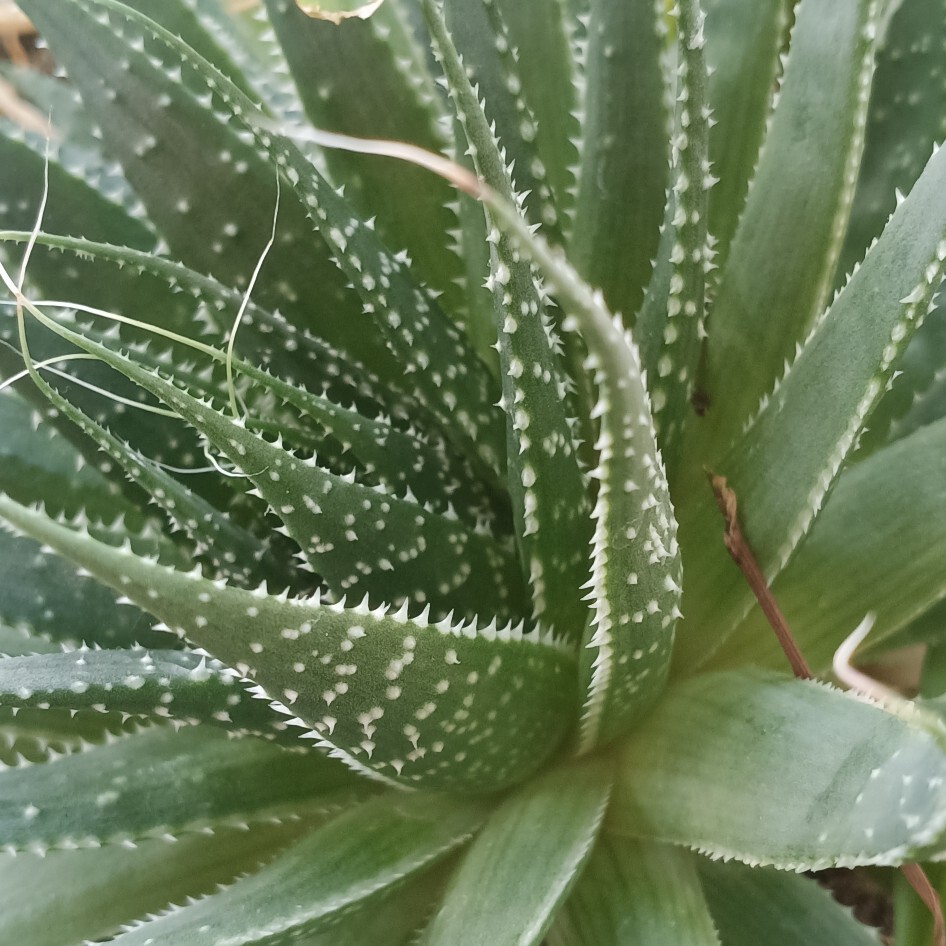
708,471,945,946
708,472,811,678
902,864,946,946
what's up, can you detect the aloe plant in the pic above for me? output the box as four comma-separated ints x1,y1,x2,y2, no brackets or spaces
0,0,946,941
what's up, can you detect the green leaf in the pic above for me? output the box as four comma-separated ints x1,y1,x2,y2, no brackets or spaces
32,317,526,623
635,0,712,468
488,0,579,224
856,301,946,455
0,388,138,524
573,299,681,749
16,365,281,588
0,649,296,742
424,0,593,646
698,859,882,946
548,837,721,946
838,0,946,280
234,357,509,531
0,229,416,423
441,0,568,236
675,123,946,670
0,494,577,792
0,527,164,650
109,791,487,945
17,0,391,380
119,0,261,99
444,164,683,750
261,0,465,310
0,819,318,946
570,0,668,324
609,670,946,869
705,416,946,673
0,724,359,853
702,0,789,265
0,125,158,309
692,0,881,453
421,755,612,946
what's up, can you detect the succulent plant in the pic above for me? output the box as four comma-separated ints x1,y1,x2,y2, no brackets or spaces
1,0,946,941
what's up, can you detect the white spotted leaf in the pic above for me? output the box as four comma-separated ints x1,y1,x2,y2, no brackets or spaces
0,725,359,853
0,494,576,792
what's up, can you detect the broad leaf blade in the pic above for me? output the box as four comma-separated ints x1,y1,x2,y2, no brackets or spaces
109,791,486,945
570,0,668,324
0,494,576,792
693,0,881,453
699,859,882,946
422,755,612,946
548,837,721,946
609,670,946,868
706,416,946,673
675,125,946,669
0,649,294,741
0,725,358,852
0,820,318,946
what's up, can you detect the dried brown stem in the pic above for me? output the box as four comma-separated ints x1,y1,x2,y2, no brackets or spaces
707,471,811,679
708,471,945,946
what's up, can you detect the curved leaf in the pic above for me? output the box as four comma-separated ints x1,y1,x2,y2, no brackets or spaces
0,493,577,792
676,122,946,669
699,859,882,946
706,416,946,673
548,837,721,946
0,725,359,853
610,670,946,869
0,649,294,741
0,819,318,946
422,755,612,946
109,791,486,946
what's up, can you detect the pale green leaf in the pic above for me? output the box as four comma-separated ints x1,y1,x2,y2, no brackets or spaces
675,120,946,670
699,859,882,946
109,791,486,945
422,755,612,946
705,416,946,673
0,820,318,946
0,725,358,852
609,670,946,869
691,0,881,455
548,837,721,946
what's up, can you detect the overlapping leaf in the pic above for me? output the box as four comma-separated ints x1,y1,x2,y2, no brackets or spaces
0,494,576,792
